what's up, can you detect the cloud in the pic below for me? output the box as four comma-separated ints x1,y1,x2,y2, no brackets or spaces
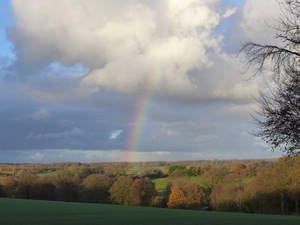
241,0,281,42
109,130,123,139
0,0,286,163
29,152,46,161
28,127,84,139
194,134,217,143
0,148,282,163
31,109,50,121
8,0,261,104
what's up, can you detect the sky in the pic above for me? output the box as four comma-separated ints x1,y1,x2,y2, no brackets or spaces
0,0,284,163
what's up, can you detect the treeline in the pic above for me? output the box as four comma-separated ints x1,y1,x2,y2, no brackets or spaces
0,163,204,209
201,157,300,215
0,166,159,205
0,158,299,215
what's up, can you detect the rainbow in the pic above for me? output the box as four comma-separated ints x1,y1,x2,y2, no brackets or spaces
126,74,157,162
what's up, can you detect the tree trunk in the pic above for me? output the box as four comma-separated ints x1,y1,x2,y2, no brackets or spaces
295,199,299,214
280,192,285,214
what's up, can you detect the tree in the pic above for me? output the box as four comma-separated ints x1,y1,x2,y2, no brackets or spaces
133,178,157,206
287,157,300,213
187,167,202,176
230,163,247,176
168,165,190,177
210,184,244,212
109,176,157,206
81,174,113,203
167,177,205,209
241,0,300,77
109,176,139,206
247,159,290,214
3,176,17,197
54,170,81,202
142,169,164,179
162,182,172,207
186,183,206,210
167,187,189,209
0,184,7,197
254,69,300,155
201,166,230,190
240,0,300,156
16,169,38,199
32,178,56,200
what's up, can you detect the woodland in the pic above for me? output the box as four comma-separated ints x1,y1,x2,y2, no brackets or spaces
0,157,300,215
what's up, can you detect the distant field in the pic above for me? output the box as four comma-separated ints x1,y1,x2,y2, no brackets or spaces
153,177,203,192
0,198,300,225
153,177,169,192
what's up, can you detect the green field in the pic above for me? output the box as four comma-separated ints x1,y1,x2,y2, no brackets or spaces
153,177,169,192
0,198,300,225
153,177,203,193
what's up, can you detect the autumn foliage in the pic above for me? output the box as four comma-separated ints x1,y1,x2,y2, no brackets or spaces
167,178,205,210
168,187,188,209
0,158,300,215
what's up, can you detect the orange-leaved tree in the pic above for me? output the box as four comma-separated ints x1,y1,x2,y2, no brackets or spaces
167,187,189,209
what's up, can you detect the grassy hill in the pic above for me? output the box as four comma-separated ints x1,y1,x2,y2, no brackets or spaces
0,198,300,225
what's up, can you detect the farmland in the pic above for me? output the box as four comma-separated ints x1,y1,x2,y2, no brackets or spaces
1,198,300,225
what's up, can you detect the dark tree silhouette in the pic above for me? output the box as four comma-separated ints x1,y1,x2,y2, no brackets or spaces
254,69,300,155
240,0,300,156
241,0,300,77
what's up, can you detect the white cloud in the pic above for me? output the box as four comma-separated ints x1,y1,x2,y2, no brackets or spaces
81,0,227,99
109,130,123,139
241,0,280,42
31,109,50,121
9,0,261,103
29,152,46,161
194,134,217,143
223,7,237,19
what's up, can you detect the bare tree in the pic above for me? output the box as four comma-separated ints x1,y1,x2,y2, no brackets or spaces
241,0,300,77
254,68,300,155
240,0,300,156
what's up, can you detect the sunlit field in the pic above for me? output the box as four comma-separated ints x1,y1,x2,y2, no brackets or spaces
1,198,300,225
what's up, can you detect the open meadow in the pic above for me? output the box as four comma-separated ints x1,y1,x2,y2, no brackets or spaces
1,198,300,225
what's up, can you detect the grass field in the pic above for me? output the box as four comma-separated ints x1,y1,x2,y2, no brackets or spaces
0,198,300,225
153,177,204,193
153,177,169,192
